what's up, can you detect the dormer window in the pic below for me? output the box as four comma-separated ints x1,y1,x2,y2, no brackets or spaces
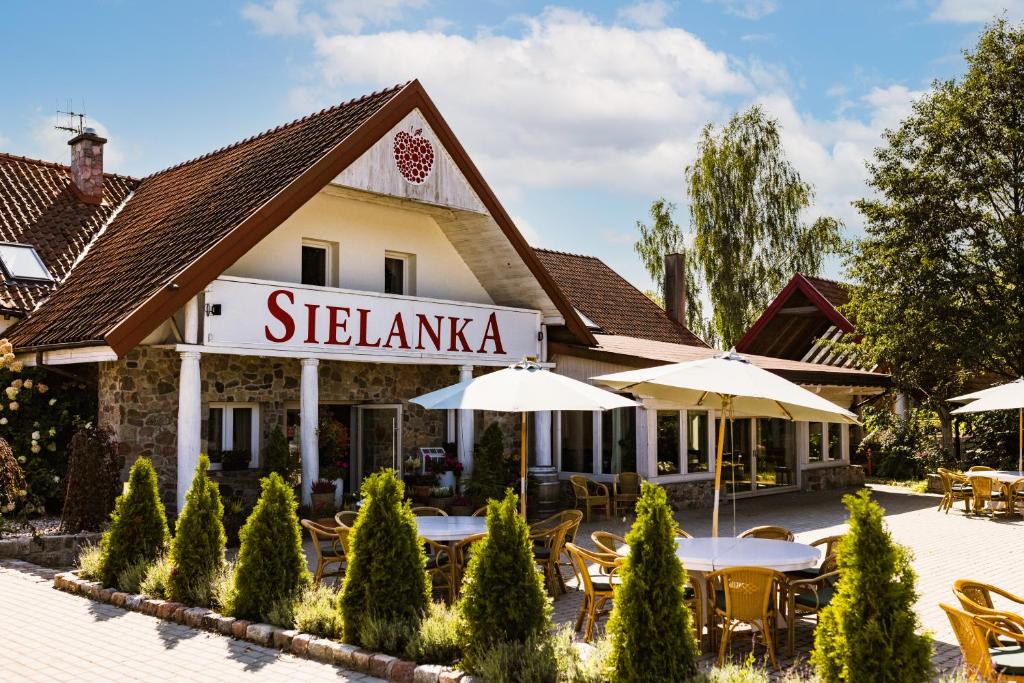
0,243,52,282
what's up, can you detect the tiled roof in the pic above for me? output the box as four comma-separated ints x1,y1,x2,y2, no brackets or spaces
8,85,406,349
0,153,137,315
534,248,708,347
801,274,850,309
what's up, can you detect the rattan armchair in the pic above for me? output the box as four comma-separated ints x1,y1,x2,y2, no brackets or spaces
938,468,973,514
448,532,486,599
706,566,785,669
675,527,694,539
970,475,1005,516
530,511,580,594
412,506,448,516
591,531,626,556
570,475,611,522
942,603,1024,682
613,473,642,516
1004,478,1024,518
787,535,843,581
785,558,839,655
423,537,456,601
301,519,347,584
955,579,1024,617
738,525,795,542
565,542,621,642
471,506,488,516
334,510,358,528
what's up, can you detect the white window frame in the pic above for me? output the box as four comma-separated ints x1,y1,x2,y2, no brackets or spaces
206,402,261,470
803,421,848,469
554,404,644,482
301,238,338,288
633,405,717,484
384,251,416,296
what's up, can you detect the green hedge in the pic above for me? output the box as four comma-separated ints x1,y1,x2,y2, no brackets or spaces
97,457,170,588
168,455,226,607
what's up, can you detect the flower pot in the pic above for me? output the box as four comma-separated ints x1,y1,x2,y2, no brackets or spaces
438,471,457,490
311,492,335,516
410,484,432,499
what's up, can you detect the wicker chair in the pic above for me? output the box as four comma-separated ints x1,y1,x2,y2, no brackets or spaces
706,566,785,669
530,512,579,595
738,525,795,542
412,506,448,517
570,475,611,522
787,535,843,580
942,603,1024,682
675,527,694,539
334,510,358,528
969,466,997,471
970,475,1005,516
613,473,642,516
591,531,626,556
955,579,1024,618
471,506,488,517
448,532,486,599
423,537,456,601
938,468,974,514
565,543,621,642
785,556,839,655
301,519,346,584
1005,478,1024,518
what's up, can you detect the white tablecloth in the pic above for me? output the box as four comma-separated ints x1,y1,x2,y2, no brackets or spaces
415,516,486,542
619,537,819,572
966,470,1024,485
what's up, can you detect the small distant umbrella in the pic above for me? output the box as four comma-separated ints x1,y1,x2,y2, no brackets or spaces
410,359,636,516
951,378,1024,473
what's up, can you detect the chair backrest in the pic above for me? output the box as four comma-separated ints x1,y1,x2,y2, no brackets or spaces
412,506,449,517
738,525,795,542
819,553,839,576
675,527,693,539
937,468,954,494
591,531,626,555
562,509,584,543
968,465,995,471
452,532,486,573
471,506,488,517
617,472,641,495
565,542,619,596
709,566,781,623
955,579,997,611
335,510,358,528
810,534,843,558
301,518,341,555
336,525,351,556
971,476,994,497
941,602,995,681
569,475,591,499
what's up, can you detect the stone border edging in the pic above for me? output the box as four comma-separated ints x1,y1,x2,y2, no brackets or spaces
53,571,471,683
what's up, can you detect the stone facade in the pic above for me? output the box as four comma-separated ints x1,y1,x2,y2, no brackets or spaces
800,463,865,491
0,532,101,568
98,347,520,508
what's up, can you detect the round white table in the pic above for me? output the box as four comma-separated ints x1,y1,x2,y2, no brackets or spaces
966,470,1024,484
618,537,819,572
415,516,486,542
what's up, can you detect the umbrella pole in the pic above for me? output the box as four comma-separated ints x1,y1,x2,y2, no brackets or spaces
712,397,729,538
520,412,528,519
1019,407,1022,474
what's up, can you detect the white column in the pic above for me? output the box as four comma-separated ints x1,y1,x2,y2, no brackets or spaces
300,358,320,506
534,411,552,467
457,365,475,476
176,351,202,514
184,296,199,344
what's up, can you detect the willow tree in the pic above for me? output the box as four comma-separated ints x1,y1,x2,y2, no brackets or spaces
686,106,841,348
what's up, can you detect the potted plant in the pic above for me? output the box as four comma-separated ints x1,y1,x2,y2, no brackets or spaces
429,451,464,490
310,479,336,518
318,416,350,503
409,472,436,500
450,494,474,516
220,449,251,471
427,485,454,510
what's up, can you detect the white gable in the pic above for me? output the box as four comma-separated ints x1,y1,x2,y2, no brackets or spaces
332,109,486,213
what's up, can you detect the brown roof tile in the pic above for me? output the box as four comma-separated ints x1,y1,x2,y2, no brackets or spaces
801,274,850,308
534,248,708,347
0,153,136,315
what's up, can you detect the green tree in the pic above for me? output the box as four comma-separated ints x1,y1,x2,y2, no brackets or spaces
60,423,122,533
97,457,170,588
607,482,697,682
260,424,295,481
844,19,1024,447
339,469,429,644
687,105,842,347
464,423,509,507
458,490,552,667
812,490,931,682
230,472,311,622
168,455,226,606
634,199,714,344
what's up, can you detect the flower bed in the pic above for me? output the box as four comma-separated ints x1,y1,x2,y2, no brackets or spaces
52,570,472,683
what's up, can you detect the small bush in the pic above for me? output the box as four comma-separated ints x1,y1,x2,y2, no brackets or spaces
607,482,698,682
458,489,552,667
464,423,509,507
116,557,151,595
97,457,170,588
76,543,103,581
60,423,122,533
0,437,25,516
339,469,429,644
472,635,560,683
267,594,297,629
261,424,297,482
360,615,416,656
141,555,171,599
551,628,610,683
211,562,235,612
812,489,932,682
294,583,343,638
229,472,310,622
406,602,463,664
168,455,225,607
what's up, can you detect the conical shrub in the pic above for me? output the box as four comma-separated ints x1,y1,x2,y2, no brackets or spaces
61,424,122,533
457,489,552,663
168,455,226,606
230,472,311,622
97,456,170,588
812,489,932,682
607,482,698,682
339,469,429,644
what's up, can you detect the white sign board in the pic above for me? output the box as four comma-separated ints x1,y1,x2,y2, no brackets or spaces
203,277,541,365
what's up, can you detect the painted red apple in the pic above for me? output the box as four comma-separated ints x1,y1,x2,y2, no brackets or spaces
393,127,434,184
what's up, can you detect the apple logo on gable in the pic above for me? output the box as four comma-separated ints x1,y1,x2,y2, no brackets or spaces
393,127,435,184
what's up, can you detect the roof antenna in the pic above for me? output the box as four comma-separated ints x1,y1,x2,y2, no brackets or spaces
55,98,87,136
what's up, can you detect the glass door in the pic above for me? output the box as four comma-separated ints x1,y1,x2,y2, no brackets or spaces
754,418,798,490
356,405,402,486
718,417,753,495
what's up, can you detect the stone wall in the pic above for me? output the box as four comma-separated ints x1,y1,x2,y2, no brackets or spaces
801,464,865,492
98,347,520,509
0,532,101,568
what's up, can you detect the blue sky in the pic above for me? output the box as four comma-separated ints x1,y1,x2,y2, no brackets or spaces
2,0,1019,293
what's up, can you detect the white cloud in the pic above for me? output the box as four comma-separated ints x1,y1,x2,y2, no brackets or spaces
617,0,673,28
511,214,542,246
24,116,124,170
705,0,778,20
242,0,426,36
930,0,1024,23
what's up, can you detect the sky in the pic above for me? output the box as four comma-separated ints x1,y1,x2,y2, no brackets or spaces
2,0,1021,294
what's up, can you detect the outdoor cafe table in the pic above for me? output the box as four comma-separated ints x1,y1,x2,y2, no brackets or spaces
415,516,487,542
965,470,1024,513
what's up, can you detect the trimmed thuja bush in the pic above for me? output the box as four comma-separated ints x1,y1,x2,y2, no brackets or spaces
97,457,170,588
339,468,429,645
230,472,311,622
458,489,552,669
465,423,508,507
607,482,698,682
168,455,226,607
61,423,122,533
811,489,932,682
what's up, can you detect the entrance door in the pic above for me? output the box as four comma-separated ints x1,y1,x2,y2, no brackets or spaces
718,417,753,495
356,404,403,484
754,418,798,491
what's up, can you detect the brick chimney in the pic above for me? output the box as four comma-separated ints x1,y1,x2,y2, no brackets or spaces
664,252,687,325
68,128,106,204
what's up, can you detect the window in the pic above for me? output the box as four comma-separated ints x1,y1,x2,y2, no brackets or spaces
601,407,636,474
808,422,824,463
686,411,711,473
301,239,337,287
384,252,415,295
656,411,681,475
0,243,51,282
206,403,260,469
560,411,594,473
827,423,843,461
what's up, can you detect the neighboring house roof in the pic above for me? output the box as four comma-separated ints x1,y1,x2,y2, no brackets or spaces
0,153,137,315
8,80,594,354
551,334,889,388
534,248,708,348
735,272,859,367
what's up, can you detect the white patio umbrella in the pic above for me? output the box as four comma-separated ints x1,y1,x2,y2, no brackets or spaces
410,359,636,516
950,378,1024,473
593,349,858,537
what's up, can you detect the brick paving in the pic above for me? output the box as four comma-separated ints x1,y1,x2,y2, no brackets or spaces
0,560,382,682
